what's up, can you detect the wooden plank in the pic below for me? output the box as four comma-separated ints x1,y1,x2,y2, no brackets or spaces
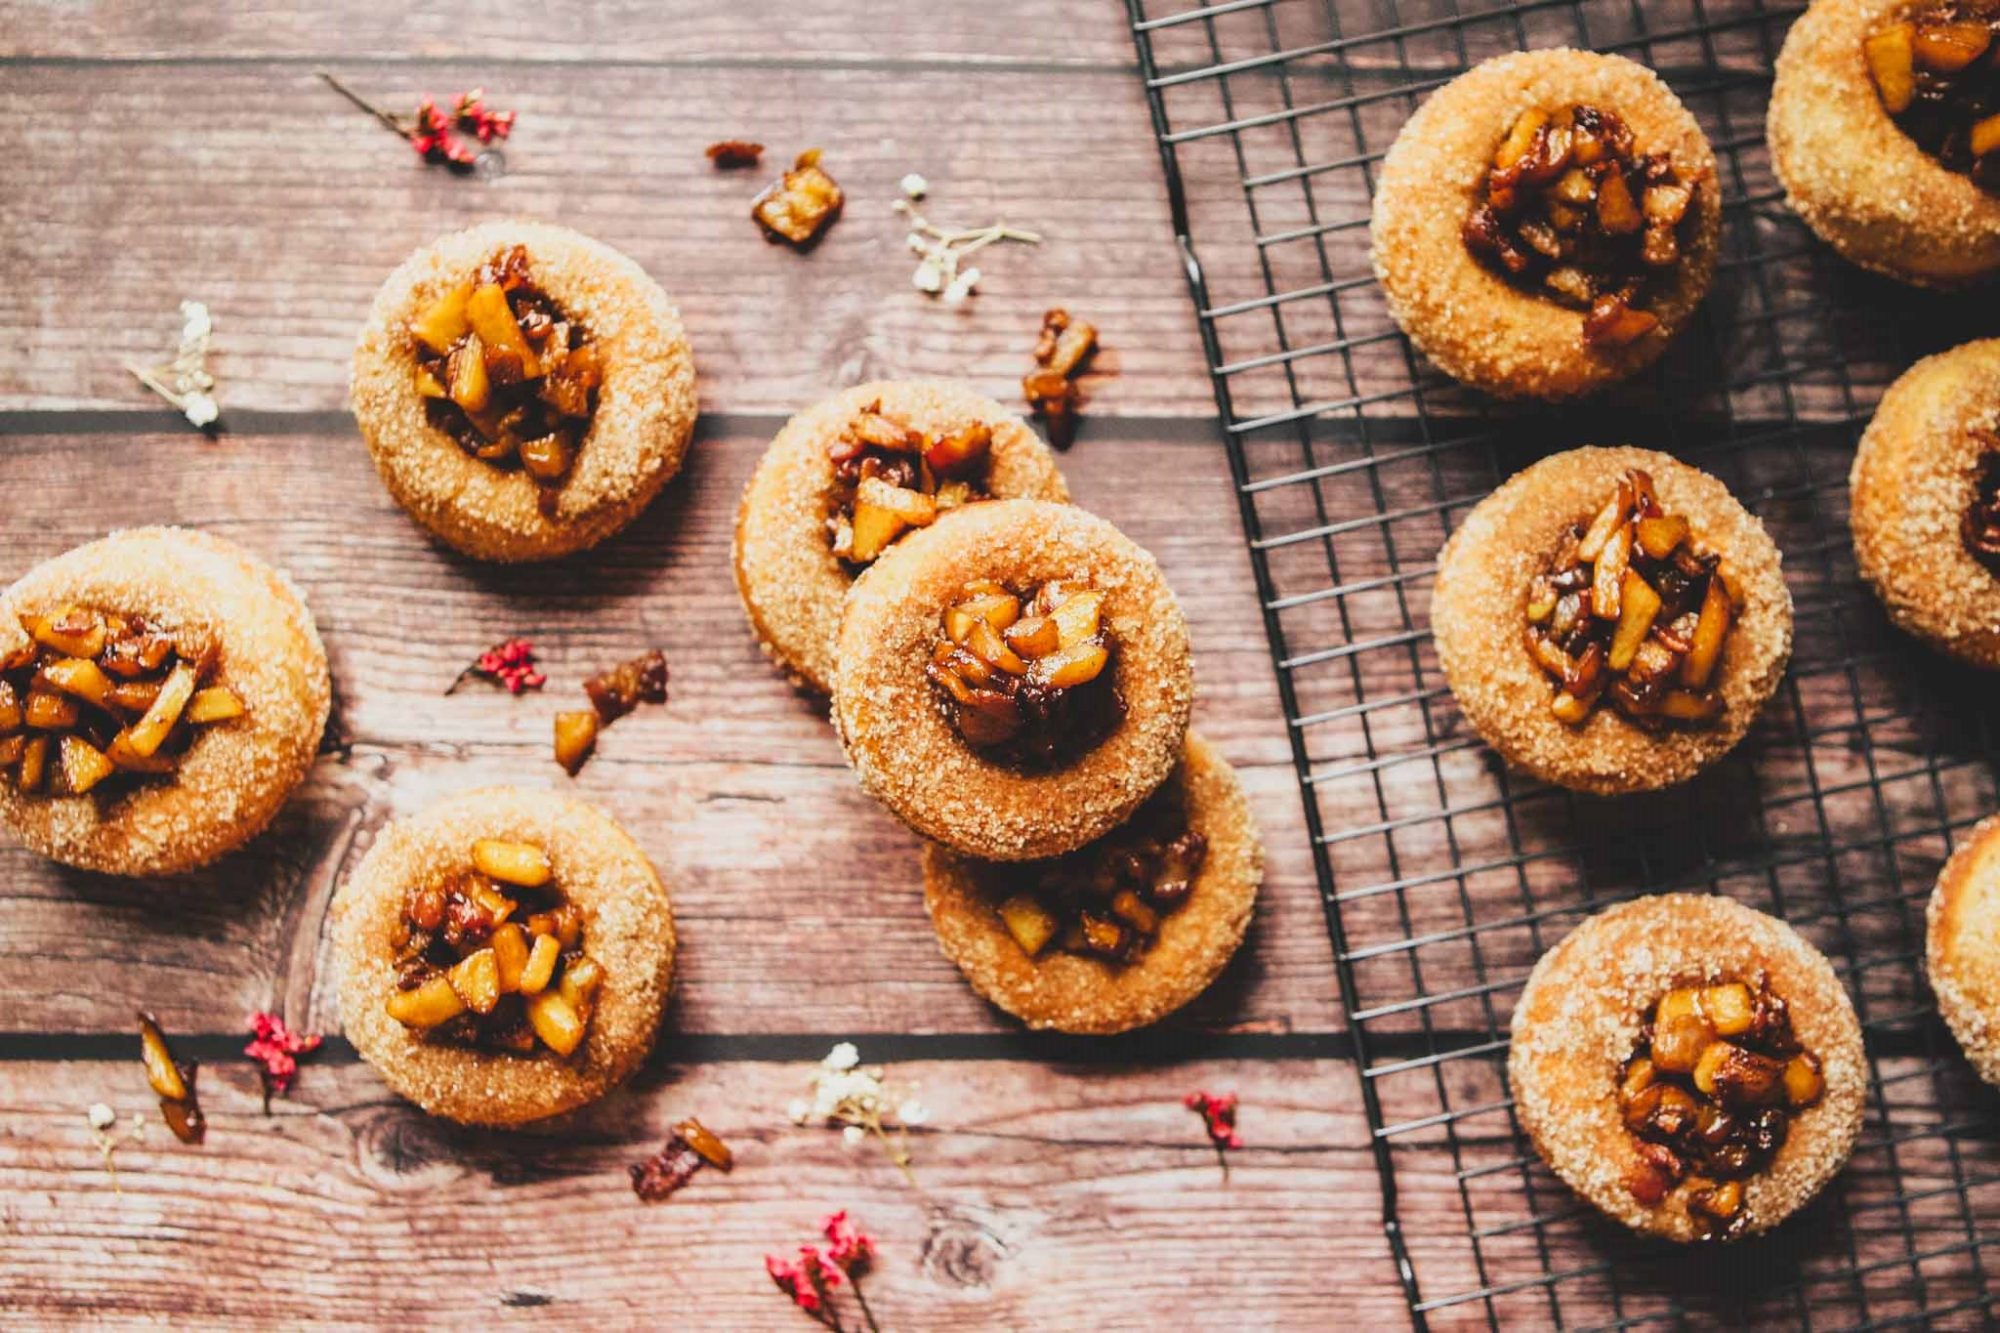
0,422,1341,1038
0,63,1216,418
0,0,1142,66
0,1056,1409,1327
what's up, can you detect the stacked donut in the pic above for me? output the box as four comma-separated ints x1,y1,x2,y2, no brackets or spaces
1366,21,2000,1247
734,381,1262,1034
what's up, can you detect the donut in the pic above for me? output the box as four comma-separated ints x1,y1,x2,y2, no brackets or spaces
733,380,1068,694
351,221,698,562
1927,812,2000,1088
1433,446,1792,794
922,732,1260,1035
1769,0,2000,289
1372,49,1722,401
0,527,330,877
1510,894,1867,1243
832,499,1193,862
333,786,675,1126
1850,338,2000,668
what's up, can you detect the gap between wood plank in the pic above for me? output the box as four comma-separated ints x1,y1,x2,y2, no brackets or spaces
0,52,1139,75
0,408,1229,444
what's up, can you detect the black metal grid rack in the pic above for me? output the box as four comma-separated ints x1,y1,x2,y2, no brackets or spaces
1126,0,2000,1327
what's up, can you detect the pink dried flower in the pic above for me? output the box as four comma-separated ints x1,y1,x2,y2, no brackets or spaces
244,1011,322,1109
822,1210,876,1272
450,637,546,695
1186,1090,1241,1175
765,1215,881,1330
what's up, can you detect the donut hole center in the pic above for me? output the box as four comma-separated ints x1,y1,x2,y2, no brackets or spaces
1524,468,1737,729
984,782,1207,964
385,839,604,1058
1619,979,1826,1239
0,605,243,798
409,245,603,518
1865,3,2000,193
926,578,1125,771
1959,429,2000,572
827,403,995,568
1462,103,1701,348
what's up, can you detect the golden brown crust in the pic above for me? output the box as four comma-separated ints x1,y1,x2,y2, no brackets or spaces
1927,812,2000,1088
1769,0,2000,289
0,528,330,877
922,732,1260,1034
1510,894,1867,1243
351,221,698,562
1371,49,1722,400
332,786,675,1126
732,380,1069,695
1433,446,1792,794
1850,339,2000,668
833,499,1194,861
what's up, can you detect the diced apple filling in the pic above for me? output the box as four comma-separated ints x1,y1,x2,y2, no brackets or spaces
1523,469,1737,728
1617,979,1824,1238
0,607,245,796
1462,102,1702,347
1866,6,2000,192
988,786,1208,964
408,246,604,512
926,578,1125,769
827,403,996,567
386,849,604,1057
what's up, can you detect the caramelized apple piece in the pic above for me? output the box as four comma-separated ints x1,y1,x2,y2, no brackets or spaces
1109,889,1159,935
553,710,600,776
25,608,106,660
1591,522,1632,620
1635,514,1689,560
1003,615,1061,657
1912,20,1991,72
0,679,20,733
411,281,474,355
24,685,79,731
1595,163,1643,235
957,590,1022,632
963,618,1027,675
518,433,573,482
1866,22,1918,114
998,893,1059,955
1494,109,1550,174
447,332,492,414
448,947,503,1015
184,685,246,724
472,838,552,888
1973,112,2000,160
1577,480,1632,561
138,1012,189,1101
1607,570,1662,670
1030,640,1109,689
856,475,938,528
490,922,530,992
953,690,1025,746
1702,982,1755,1036
1681,576,1732,688
525,988,587,1055
751,149,845,246
1783,1052,1824,1106
519,932,562,994
924,423,993,474
1582,297,1660,347
674,1117,733,1170
846,502,908,564
122,661,197,758
465,282,539,377
16,735,48,791
57,735,115,795
40,656,116,707
386,974,467,1029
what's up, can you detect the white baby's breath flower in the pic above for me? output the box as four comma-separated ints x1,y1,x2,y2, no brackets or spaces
824,1042,861,1072
906,231,930,255
87,1103,116,1131
941,267,980,304
842,1124,867,1148
912,259,946,294
896,1099,929,1127
182,393,220,428
178,300,212,342
788,1098,811,1125
900,172,929,199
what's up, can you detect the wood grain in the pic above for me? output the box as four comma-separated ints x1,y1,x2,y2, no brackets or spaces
0,1057,1404,1328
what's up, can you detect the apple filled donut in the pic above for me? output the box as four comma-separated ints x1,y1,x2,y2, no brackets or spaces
0,527,330,877
351,221,697,562
1432,446,1792,794
733,380,1069,694
1510,894,1867,1243
334,786,676,1126
1850,338,2000,668
1927,812,2000,1087
832,499,1193,862
1769,0,2000,288
923,732,1260,1035
1372,49,1721,400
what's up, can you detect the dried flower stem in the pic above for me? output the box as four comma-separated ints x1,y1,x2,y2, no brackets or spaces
895,197,1040,304
316,71,412,141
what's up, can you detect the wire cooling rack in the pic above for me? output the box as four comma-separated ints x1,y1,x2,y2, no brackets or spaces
1127,0,2000,1327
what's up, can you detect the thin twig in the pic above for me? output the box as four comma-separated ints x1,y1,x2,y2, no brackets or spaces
316,71,412,140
